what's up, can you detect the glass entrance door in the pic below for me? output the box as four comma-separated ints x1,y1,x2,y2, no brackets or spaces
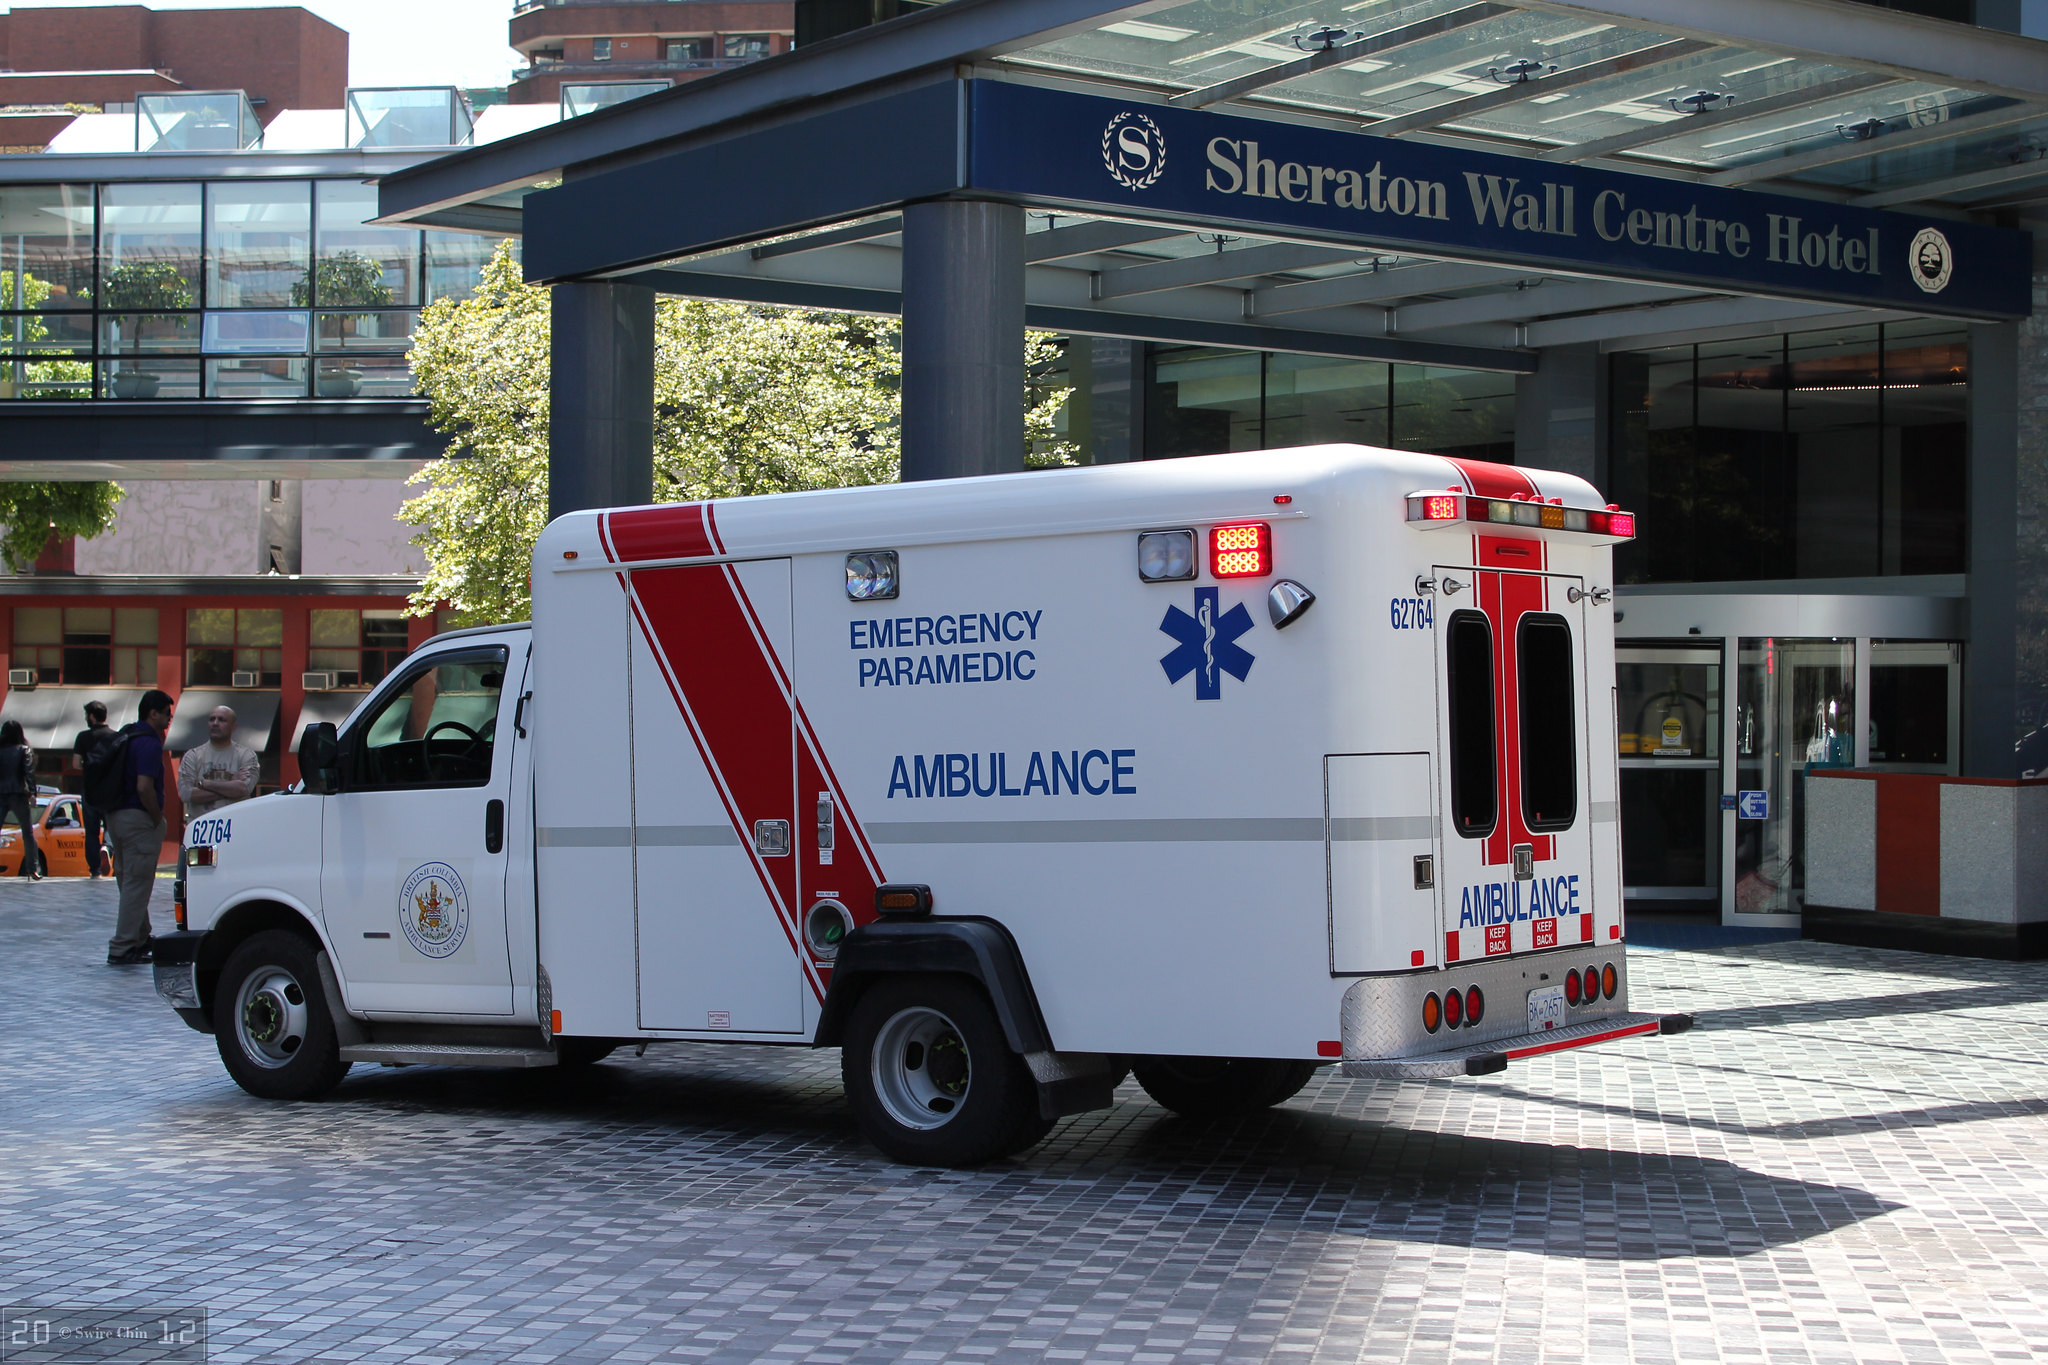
1617,643,1722,907
1735,638,1856,915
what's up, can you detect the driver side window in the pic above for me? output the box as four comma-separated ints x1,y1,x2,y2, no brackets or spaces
347,648,507,790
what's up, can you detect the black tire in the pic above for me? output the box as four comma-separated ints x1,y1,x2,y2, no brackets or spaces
33,850,46,877
212,930,351,1101
553,1038,617,1069
842,976,1047,1167
1132,1057,1320,1118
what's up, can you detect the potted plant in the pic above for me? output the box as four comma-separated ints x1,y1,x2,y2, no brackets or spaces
293,251,393,397
100,260,194,398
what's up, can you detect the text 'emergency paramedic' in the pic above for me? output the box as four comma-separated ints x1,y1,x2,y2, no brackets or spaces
888,748,1136,798
852,610,1044,688
1459,874,1580,927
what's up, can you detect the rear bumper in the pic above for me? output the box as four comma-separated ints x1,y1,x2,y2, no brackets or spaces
1342,1011,1692,1079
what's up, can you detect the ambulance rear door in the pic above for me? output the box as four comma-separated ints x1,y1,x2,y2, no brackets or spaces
1432,553,1595,964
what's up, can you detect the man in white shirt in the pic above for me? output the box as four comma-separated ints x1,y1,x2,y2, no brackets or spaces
177,705,261,823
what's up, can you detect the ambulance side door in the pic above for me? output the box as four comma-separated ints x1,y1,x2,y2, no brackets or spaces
320,644,522,1015
626,559,806,1034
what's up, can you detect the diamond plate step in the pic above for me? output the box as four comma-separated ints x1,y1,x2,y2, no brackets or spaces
1340,1011,1691,1079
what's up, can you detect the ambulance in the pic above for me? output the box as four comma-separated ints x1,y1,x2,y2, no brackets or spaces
154,444,1691,1166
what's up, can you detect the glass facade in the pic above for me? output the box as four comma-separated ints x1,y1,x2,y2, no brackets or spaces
0,179,507,400
1609,322,1969,583
1144,346,1515,461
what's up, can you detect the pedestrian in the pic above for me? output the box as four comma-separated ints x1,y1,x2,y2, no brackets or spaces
176,705,260,823
0,718,40,880
105,690,173,966
71,700,115,879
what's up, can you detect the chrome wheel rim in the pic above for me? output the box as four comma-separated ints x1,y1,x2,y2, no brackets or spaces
871,1005,970,1131
235,966,309,1069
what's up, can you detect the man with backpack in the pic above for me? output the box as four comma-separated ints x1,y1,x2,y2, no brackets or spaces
96,690,174,966
71,700,115,879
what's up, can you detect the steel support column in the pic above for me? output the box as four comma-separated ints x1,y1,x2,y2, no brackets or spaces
1964,319,2021,777
900,200,1025,482
550,280,656,521
1513,343,1603,486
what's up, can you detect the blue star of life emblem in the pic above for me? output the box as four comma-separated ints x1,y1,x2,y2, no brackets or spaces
1159,586,1255,700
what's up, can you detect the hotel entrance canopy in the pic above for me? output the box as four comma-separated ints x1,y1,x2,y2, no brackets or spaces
378,0,2044,376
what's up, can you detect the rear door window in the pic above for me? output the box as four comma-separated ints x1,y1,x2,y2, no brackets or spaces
1517,612,1577,831
1445,609,1497,838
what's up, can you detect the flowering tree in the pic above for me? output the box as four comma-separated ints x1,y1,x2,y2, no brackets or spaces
404,243,1074,626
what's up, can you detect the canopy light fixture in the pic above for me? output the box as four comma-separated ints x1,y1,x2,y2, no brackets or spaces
1489,58,1557,84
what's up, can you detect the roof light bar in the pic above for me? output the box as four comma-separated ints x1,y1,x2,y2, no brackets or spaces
1404,490,1636,541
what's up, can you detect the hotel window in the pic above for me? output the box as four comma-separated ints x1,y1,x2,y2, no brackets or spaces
665,37,708,60
593,37,613,60
186,608,282,686
308,608,410,687
12,606,157,685
722,33,770,59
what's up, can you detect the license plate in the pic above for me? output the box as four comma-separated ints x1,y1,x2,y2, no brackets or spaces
1527,984,1566,1032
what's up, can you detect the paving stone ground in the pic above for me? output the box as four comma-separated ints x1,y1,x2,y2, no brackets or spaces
1,877,2045,1364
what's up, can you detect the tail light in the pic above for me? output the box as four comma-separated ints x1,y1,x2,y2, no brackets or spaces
1564,969,1582,1005
1602,963,1618,1000
1464,986,1484,1026
1422,992,1442,1033
1209,522,1271,577
1444,987,1464,1028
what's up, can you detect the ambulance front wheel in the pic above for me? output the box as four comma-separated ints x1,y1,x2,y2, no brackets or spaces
212,930,351,1102
1132,1057,1319,1118
842,976,1051,1167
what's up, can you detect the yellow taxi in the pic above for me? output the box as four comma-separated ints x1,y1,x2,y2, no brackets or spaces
0,791,112,878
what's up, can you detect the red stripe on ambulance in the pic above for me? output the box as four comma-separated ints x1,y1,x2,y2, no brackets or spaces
601,508,887,1001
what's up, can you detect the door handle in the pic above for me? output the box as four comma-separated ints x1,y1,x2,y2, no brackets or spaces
485,799,504,854
515,691,532,738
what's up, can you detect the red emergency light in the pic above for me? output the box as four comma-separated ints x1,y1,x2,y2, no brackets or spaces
1210,522,1271,577
1404,490,1636,541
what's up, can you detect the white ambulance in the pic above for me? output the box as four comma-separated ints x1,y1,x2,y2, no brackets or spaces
155,444,1690,1166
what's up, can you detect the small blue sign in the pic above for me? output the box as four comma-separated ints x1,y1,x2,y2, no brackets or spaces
1719,793,1737,812
1737,790,1770,820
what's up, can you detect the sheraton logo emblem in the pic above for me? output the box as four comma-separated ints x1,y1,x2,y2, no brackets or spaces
1909,227,1953,294
1102,111,1165,191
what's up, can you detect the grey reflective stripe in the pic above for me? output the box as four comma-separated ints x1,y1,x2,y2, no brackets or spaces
1590,801,1619,824
637,824,740,847
1327,815,1434,842
536,825,738,848
537,826,629,848
866,817,1325,845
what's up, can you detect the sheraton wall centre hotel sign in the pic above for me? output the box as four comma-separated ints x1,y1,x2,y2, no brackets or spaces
969,81,2029,320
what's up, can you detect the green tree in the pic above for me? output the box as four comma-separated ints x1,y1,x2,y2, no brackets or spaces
0,268,121,565
0,481,124,573
291,250,394,308
404,243,1074,626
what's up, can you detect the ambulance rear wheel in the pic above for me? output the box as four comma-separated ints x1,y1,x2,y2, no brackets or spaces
213,930,350,1102
552,1038,617,1069
843,977,1046,1167
1132,1057,1319,1118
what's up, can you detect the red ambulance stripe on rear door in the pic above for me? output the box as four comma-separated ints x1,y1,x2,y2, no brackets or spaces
605,503,716,562
1443,457,1537,500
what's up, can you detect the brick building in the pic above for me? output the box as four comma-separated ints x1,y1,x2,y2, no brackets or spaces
509,1,792,107
0,4,345,125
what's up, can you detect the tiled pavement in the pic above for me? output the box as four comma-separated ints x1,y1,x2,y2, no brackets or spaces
2,878,2045,1364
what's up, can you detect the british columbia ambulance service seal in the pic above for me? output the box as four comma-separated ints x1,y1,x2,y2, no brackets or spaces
1102,111,1165,192
399,862,470,957
1909,227,1953,294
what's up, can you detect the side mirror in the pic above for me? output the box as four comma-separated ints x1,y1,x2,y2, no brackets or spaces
298,722,341,794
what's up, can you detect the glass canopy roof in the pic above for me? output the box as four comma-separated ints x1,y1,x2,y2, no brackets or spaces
995,0,2046,205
